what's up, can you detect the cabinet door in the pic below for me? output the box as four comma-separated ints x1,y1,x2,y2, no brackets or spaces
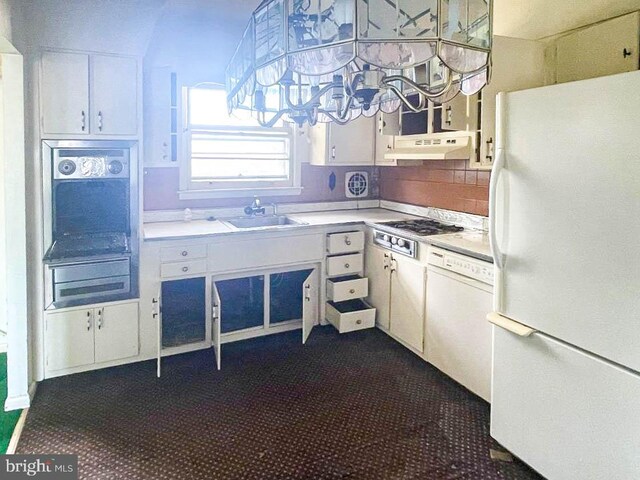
41,52,90,135
556,12,640,84
91,55,138,135
94,302,139,364
302,269,319,343
374,112,398,166
389,255,426,352
328,116,375,165
438,94,478,132
45,309,94,371
364,244,391,330
212,283,221,370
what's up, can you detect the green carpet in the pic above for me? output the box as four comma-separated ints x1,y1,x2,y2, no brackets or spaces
0,353,21,453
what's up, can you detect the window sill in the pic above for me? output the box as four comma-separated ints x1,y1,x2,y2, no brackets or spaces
178,187,304,200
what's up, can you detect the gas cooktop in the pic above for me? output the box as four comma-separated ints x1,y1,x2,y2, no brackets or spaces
376,219,464,236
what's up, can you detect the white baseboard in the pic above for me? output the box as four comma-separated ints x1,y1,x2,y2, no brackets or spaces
4,393,30,411
5,408,28,454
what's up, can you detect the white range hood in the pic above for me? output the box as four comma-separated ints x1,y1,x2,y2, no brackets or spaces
385,133,473,162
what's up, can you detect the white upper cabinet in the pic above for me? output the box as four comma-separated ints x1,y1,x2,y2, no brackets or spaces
309,115,375,165
91,55,138,135
554,12,640,84
41,52,90,135
473,36,545,169
40,51,139,136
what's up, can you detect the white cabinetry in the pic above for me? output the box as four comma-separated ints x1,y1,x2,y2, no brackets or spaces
473,36,546,169
91,55,138,135
309,115,375,165
553,12,640,85
45,301,139,376
374,111,399,166
40,51,139,136
324,229,375,333
40,52,90,135
365,243,426,353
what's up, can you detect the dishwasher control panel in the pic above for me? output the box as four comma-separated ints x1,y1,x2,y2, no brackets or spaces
427,247,494,285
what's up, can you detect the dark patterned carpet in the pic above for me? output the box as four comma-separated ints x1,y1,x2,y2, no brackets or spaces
18,327,543,479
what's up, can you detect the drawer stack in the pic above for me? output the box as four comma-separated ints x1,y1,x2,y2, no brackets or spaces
160,244,207,278
325,231,375,333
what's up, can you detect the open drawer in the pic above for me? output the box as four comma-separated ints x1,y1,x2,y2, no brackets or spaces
326,299,376,333
326,275,368,302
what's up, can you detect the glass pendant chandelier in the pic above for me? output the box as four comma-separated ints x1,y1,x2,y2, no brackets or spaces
226,0,492,127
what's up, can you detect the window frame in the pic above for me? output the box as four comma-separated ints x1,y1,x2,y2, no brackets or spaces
178,85,302,200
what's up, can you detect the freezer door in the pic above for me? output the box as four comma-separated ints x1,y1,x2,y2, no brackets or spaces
492,327,640,480
492,71,640,372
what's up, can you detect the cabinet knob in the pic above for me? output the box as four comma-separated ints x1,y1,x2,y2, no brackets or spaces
349,289,356,294
623,48,633,58
181,251,188,257
344,263,350,269
182,266,189,272
356,319,362,325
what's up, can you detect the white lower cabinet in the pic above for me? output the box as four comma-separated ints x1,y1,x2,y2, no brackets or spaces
94,303,140,364
45,301,139,375
365,243,426,353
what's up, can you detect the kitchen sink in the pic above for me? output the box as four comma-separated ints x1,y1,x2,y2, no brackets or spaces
223,215,305,229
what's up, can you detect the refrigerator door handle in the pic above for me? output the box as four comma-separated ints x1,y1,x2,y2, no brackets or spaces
487,312,536,337
489,147,506,269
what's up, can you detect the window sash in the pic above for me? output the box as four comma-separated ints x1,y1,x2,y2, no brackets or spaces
186,129,293,187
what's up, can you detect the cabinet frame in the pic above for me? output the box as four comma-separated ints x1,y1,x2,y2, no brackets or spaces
44,300,140,378
38,48,142,140
212,263,320,345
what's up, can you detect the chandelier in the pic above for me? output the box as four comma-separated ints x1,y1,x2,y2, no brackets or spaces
226,0,492,127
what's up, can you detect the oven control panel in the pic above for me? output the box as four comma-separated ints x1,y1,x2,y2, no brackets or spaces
373,230,417,258
53,151,130,179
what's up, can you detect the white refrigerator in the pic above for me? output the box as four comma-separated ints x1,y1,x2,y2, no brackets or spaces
488,71,640,480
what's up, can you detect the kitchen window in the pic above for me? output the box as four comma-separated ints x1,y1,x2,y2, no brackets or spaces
179,86,301,199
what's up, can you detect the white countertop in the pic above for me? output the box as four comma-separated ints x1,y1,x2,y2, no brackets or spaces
286,209,422,226
143,208,492,262
427,231,492,263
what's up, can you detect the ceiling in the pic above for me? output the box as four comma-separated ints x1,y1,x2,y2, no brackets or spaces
170,0,640,41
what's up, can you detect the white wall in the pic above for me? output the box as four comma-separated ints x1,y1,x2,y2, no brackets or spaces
144,8,246,87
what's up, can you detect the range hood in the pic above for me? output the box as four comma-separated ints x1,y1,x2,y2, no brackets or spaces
384,133,473,162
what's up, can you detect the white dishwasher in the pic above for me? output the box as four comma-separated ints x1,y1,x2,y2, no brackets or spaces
426,246,494,402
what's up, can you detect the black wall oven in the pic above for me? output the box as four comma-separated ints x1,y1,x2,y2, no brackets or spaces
43,140,139,308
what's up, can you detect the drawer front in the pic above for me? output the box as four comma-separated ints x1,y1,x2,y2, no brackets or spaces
326,301,376,333
160,245,207,263
160,259,207,278
327,277,369,302
327,231,365,255
326,253,363,276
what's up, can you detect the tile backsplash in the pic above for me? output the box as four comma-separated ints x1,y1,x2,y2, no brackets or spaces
379,161,490,217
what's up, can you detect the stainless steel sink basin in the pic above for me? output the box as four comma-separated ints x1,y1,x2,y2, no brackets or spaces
223,215,305,229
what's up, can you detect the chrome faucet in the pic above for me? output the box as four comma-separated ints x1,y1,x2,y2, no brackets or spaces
244,196,265,216
244,196,277,216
